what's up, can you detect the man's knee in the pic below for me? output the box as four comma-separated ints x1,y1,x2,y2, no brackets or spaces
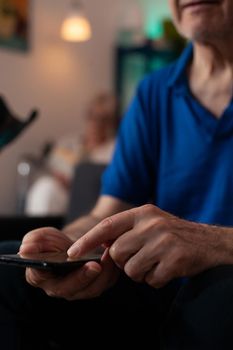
162,266,233,349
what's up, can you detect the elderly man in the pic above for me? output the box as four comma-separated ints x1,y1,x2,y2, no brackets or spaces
1,0,233,349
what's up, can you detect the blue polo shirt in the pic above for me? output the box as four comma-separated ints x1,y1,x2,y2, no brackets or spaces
101,44,233,226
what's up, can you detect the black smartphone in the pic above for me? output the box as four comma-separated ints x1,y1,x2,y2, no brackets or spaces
0,251,101,274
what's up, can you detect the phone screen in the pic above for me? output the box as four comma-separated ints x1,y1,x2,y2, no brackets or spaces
0,251,101,273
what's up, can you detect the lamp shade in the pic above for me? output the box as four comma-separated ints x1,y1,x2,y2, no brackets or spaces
61,2,92,42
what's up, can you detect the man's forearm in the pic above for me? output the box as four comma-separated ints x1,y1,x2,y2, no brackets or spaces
209,223,233,266
62,214,102,242
62,195,133,242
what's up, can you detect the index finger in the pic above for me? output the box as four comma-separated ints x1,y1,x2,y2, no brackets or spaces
67,209,136,258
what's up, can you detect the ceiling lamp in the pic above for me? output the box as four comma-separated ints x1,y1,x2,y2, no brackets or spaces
61,1,92,42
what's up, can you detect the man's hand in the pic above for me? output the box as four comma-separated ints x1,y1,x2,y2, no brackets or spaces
68,204,233,288
19,227,120,300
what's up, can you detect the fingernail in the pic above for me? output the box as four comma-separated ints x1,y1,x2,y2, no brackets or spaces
18,244,24,252
67,245,80,257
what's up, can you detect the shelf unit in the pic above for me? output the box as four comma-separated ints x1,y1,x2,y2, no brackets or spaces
115,43,183,114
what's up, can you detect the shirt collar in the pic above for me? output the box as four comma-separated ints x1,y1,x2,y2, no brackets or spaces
167,42,193,93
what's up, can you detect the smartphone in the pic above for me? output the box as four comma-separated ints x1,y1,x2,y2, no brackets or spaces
0,251,101,274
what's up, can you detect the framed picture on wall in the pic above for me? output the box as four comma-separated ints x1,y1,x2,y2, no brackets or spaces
0,0,29,51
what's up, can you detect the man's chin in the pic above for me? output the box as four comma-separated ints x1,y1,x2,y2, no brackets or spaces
184,25,224,43
191,29,232,43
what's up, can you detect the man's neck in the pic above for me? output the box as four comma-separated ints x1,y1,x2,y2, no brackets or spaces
191,41,233,80
188,41,233,118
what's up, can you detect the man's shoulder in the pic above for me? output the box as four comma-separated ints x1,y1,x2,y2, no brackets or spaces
139,43,193,93
139,62,177,92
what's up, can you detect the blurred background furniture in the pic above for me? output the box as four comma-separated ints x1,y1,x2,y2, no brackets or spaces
21,92,119,218
0,160,106,242
66,161,107,223
115,42,182,113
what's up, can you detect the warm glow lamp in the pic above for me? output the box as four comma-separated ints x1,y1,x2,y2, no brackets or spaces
61,1,92,42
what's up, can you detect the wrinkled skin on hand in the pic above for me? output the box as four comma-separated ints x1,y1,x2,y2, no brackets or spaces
68,205,233,288
19,227,120,300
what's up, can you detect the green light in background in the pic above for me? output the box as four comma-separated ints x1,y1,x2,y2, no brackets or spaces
139,0,171,39
144,17,163,39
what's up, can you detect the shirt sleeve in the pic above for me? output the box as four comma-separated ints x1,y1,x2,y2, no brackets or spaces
101,79,157,206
